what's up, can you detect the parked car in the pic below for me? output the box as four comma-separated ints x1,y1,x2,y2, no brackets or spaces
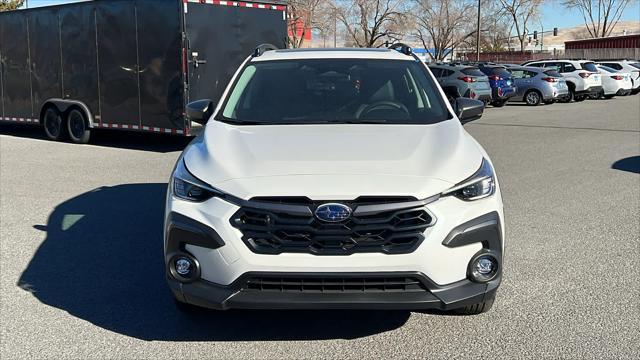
595,65,633,98
523,60,603,102
595,60,640,94
166,46,504,314
507,66,569,105
427,64,492,104
478,65,517,107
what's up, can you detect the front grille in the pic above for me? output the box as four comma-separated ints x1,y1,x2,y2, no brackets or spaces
230,197,435,255
242,275,428,293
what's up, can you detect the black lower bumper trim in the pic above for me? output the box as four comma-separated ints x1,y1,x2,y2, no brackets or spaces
576,86,603,96
170,271,500,311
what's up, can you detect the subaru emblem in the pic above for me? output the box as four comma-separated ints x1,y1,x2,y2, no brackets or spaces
314,203,352,223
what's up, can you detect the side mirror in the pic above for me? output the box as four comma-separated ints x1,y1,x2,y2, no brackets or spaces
186,99,215,125
454,97,485,124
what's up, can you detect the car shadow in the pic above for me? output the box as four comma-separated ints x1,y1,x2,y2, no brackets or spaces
612,156,640,174
17,184,410,341
0,123,192,153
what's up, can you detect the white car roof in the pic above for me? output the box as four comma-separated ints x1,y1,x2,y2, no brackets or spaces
252,48,414,62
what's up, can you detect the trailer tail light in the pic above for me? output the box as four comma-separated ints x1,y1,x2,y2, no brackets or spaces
578,72,591,78
611,75,624,80
458,76,476,83
488,75,502,81
542,77,559,83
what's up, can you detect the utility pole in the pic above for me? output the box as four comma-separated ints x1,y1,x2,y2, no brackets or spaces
476,0,481,61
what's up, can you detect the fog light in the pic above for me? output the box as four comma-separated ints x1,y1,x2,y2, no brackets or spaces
469,254,499,283
169,254,200,282
175,257,192,276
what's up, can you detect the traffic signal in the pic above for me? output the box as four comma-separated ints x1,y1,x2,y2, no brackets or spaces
553,27,558,36
533,31,538,40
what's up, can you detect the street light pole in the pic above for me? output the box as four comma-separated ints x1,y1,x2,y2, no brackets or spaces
476,0,481,61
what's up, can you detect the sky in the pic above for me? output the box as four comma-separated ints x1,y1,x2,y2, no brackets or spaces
21,0,640,33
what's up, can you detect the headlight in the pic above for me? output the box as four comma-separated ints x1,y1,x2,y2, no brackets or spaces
443,158,495,201
171,158,221,202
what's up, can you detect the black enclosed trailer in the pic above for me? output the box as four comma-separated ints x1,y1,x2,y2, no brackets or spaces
0,0,287,143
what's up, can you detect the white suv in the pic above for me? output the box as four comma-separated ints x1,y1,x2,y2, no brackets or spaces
524,59,603,102
596,60,640,94
165,45,504,314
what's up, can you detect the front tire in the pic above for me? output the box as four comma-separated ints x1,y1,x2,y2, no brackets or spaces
453,293,496,315
66,109,91,144
43,107,64,141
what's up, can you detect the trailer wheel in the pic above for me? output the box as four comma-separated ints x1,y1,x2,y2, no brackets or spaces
43,107,64,141
66,108,91,144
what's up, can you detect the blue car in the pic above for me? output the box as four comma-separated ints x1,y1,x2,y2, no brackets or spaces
479,65,517,107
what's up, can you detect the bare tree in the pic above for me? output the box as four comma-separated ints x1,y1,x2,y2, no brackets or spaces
498,0,544,52
0,0,25,11
313,1,338,47
480,1,512,52
287,0,326,48
333,0,407,48
563,0,637,38
412,0,476,61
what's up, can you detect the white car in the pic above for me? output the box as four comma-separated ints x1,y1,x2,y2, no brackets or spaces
165,45,504,314
596,60,640,94
524,59,603,102
596,65,633,98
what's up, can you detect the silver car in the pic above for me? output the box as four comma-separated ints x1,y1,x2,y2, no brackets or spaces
428,64,493,104
507,66,569,105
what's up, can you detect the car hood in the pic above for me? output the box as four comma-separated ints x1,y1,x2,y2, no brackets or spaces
183,119,483,200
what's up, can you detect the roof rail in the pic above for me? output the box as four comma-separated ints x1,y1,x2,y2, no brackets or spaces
253,43,279,57
388,43,413,56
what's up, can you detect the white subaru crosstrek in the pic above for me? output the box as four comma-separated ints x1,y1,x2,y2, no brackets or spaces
165,45,504,315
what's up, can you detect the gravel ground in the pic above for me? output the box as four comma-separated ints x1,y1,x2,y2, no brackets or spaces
1,95,639,359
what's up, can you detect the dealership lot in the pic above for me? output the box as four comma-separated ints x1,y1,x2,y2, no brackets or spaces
1,96,639,359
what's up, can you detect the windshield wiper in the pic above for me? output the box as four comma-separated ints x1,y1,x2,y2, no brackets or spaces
327,119,388,124
217,118,266,125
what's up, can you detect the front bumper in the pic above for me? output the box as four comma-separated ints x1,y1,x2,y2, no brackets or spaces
169,271,500,310
165,191,505,310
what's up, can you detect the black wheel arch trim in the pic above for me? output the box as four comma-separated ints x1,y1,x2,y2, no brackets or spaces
165,212,226,256
441,211,502,253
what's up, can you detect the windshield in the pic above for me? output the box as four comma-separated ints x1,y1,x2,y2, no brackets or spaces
489,67,512,78
597,65,617,73
582,62,599,72
462,68,485,76
218,59,450,125
544,70,562,77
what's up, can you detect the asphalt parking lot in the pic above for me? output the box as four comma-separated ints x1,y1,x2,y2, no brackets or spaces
1,96,639,359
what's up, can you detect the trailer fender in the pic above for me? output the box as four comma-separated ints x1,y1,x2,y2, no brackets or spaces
41,99,95,128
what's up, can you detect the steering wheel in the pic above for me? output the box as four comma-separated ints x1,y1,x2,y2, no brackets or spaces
358,101,410,120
